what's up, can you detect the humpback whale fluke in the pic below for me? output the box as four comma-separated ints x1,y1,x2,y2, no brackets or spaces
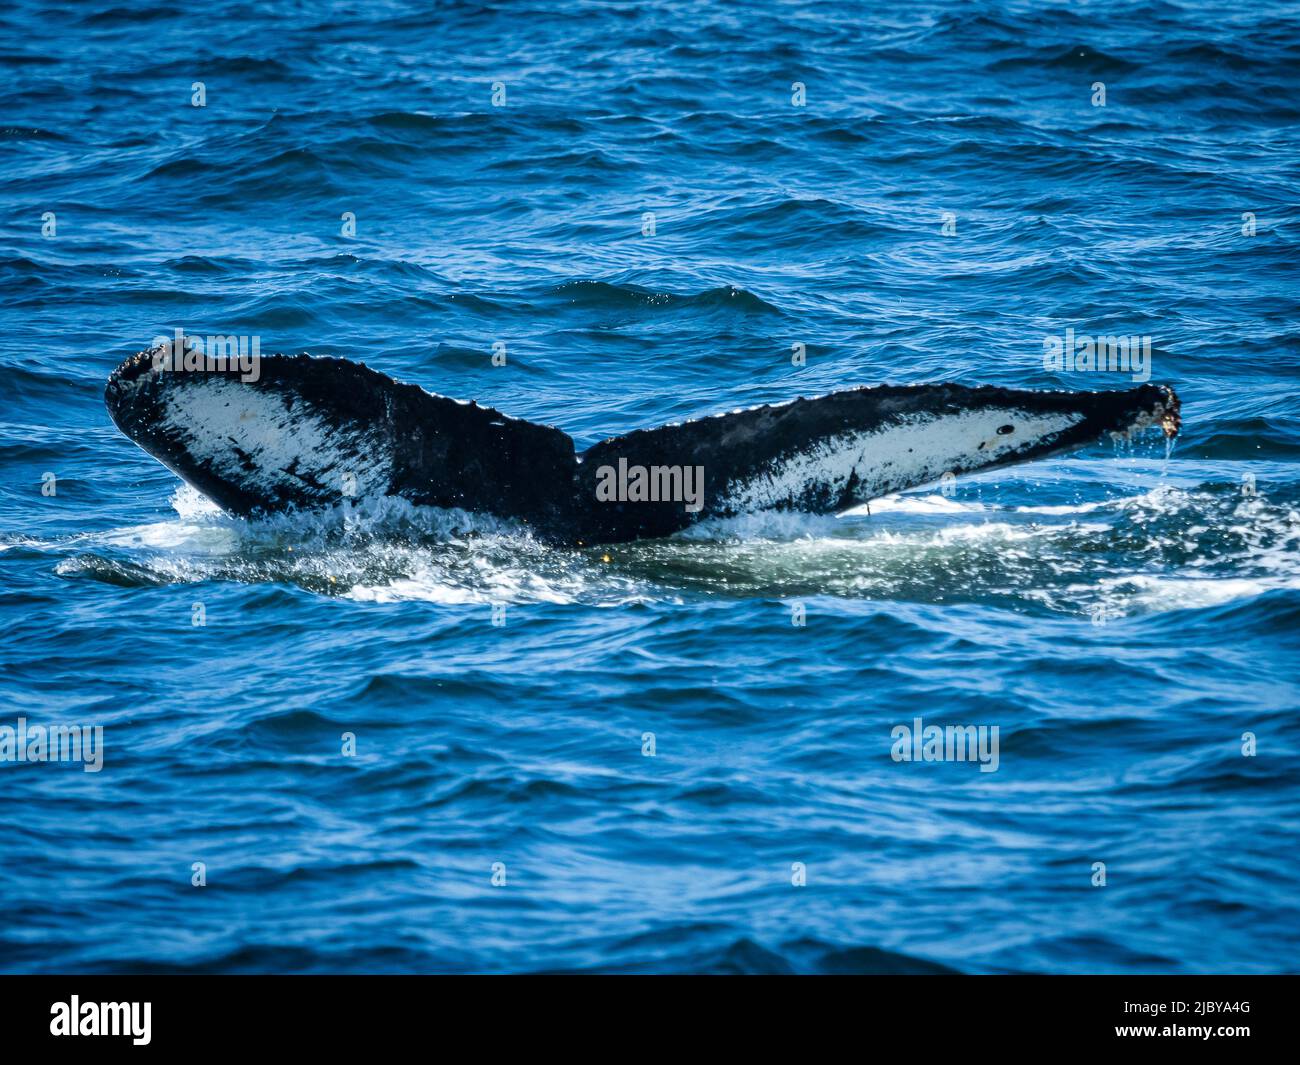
105,340,1180,545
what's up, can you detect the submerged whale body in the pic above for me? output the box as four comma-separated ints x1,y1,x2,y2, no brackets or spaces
105,341,1181,545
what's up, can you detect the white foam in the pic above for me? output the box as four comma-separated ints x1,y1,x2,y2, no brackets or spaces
35,439,1300,621
676,509,846,541
1093,573,1300,614
1014,499,1112,516
171,483,223,519
846,492,985,516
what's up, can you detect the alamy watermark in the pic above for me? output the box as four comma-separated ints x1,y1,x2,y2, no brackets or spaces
151,328,261,382
595,458,705,513
50,996,150,1045
0,717,103,773
1043,327,1151,382
890,716,999,773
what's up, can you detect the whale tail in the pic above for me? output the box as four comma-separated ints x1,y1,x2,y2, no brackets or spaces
106,339,1180,544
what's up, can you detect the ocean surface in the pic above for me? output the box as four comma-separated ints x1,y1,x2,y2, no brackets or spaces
2,0,1298,974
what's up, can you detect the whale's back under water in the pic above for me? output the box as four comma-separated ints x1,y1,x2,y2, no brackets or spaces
105,341,1180,544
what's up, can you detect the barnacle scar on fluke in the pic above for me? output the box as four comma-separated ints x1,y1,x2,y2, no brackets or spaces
105,337,1182,545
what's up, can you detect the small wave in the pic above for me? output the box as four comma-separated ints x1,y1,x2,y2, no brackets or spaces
701,196,896,245
1184,418,1300,461
55,554,179,587
1004,45,1142,74
79,5,181,26
546,280,782,316
562,931,961,975
0,126,66,141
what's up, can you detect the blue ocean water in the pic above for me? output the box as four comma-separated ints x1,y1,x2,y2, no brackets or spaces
2,0,1299,975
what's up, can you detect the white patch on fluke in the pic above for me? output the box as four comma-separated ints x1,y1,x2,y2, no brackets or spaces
718,408,1082,513
156,378,392,499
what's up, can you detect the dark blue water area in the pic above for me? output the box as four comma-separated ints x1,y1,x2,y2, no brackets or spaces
1,0,1298,973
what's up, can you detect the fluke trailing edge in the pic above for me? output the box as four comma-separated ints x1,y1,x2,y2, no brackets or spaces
105,339,1181,545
